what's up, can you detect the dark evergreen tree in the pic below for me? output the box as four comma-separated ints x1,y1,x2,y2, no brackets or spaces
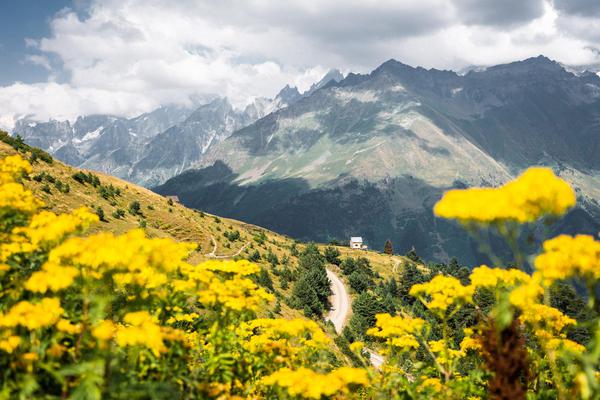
256,267,274,292
384,240,393,255
406,247,422,263
290,275,323,317
348,292,387,339
95,206,105,222
248,250,261,262
348,271,370,293
324,246,341,265
398,262,428,305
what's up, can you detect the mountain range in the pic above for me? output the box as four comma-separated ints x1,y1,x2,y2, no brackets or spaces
11,57,600,264
154,56,600,264
13,70,343,187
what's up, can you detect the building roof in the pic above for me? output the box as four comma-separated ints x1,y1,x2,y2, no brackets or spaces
350,237,363,242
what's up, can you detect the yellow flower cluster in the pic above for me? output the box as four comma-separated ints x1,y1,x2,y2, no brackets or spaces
25,262,79,293
349,341,365,353
2,207,98,262
469,265,530,289
177,260,274,312
508,276,544,308
92,320,117,341
201,259,261,276
519,303,576,347
262,367,369,399
56,319,82,335
0,298,63,330
434,167,575,224
46,229,195,290
410,275,473,315
367,313,425,350
534,234,600,282
418,377,443,394
0,155,42,213
115,311,183,356
238,318,330,357
428,339,464,365
0,154,32,182
0,335,21,353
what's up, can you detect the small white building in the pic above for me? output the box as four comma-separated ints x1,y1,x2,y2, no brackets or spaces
350,237,367,250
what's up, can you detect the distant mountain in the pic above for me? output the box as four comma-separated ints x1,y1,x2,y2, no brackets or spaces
12,79,321,186
14,104,197,183
156,56,600,264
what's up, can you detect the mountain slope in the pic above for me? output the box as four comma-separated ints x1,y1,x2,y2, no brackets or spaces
156,56,600,264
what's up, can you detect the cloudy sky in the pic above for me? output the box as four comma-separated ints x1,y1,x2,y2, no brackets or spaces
1,0,600,128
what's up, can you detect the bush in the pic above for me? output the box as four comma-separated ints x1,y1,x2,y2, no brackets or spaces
324,246,341,265
95,206,106,222
248,250,261,262
128,201,142,216
112,208,126,219
32,173,44,182
99,184,121,200
348,271,370,293
72,171,100,187
224,230,240,242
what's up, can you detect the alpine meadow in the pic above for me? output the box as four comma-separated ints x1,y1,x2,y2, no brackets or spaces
1,1,600,399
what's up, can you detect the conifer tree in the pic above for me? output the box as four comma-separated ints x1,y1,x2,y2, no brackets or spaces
384,239,393,255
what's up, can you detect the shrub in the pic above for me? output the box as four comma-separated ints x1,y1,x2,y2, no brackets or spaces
324,246,341,265
112,208,126,219
95,206,106,222
128,201,141,216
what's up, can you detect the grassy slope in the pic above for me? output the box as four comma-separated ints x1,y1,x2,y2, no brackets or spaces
0,140,423,363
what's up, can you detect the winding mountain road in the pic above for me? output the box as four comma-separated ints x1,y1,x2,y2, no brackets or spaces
325,268,384,368
325,269,351,334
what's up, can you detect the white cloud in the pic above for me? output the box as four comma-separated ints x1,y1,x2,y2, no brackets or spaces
24,55,52,71
1,0,600,129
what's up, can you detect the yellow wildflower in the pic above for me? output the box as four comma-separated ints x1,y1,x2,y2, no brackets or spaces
0,154,32,183
166,312,200,324
92,320,117,341
410,275,473,315
367,313,425,350
0,182,42,214
534,234,600,282
520,304,575,336
262,367,369,399
434,167,575,224
418,377,443,393
238,318,330,357
115,311,179,356
349,341,365,353
47,343,67,358
459,328,481,353
201,259,260,276
469,265,530,289
509,274,544,308
0,335,21,353
21,352,38,362
56,319,82,335
198,275,274,312
546,338,585,354
25,263,79,293
0,297,63,330
0,155,41,212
